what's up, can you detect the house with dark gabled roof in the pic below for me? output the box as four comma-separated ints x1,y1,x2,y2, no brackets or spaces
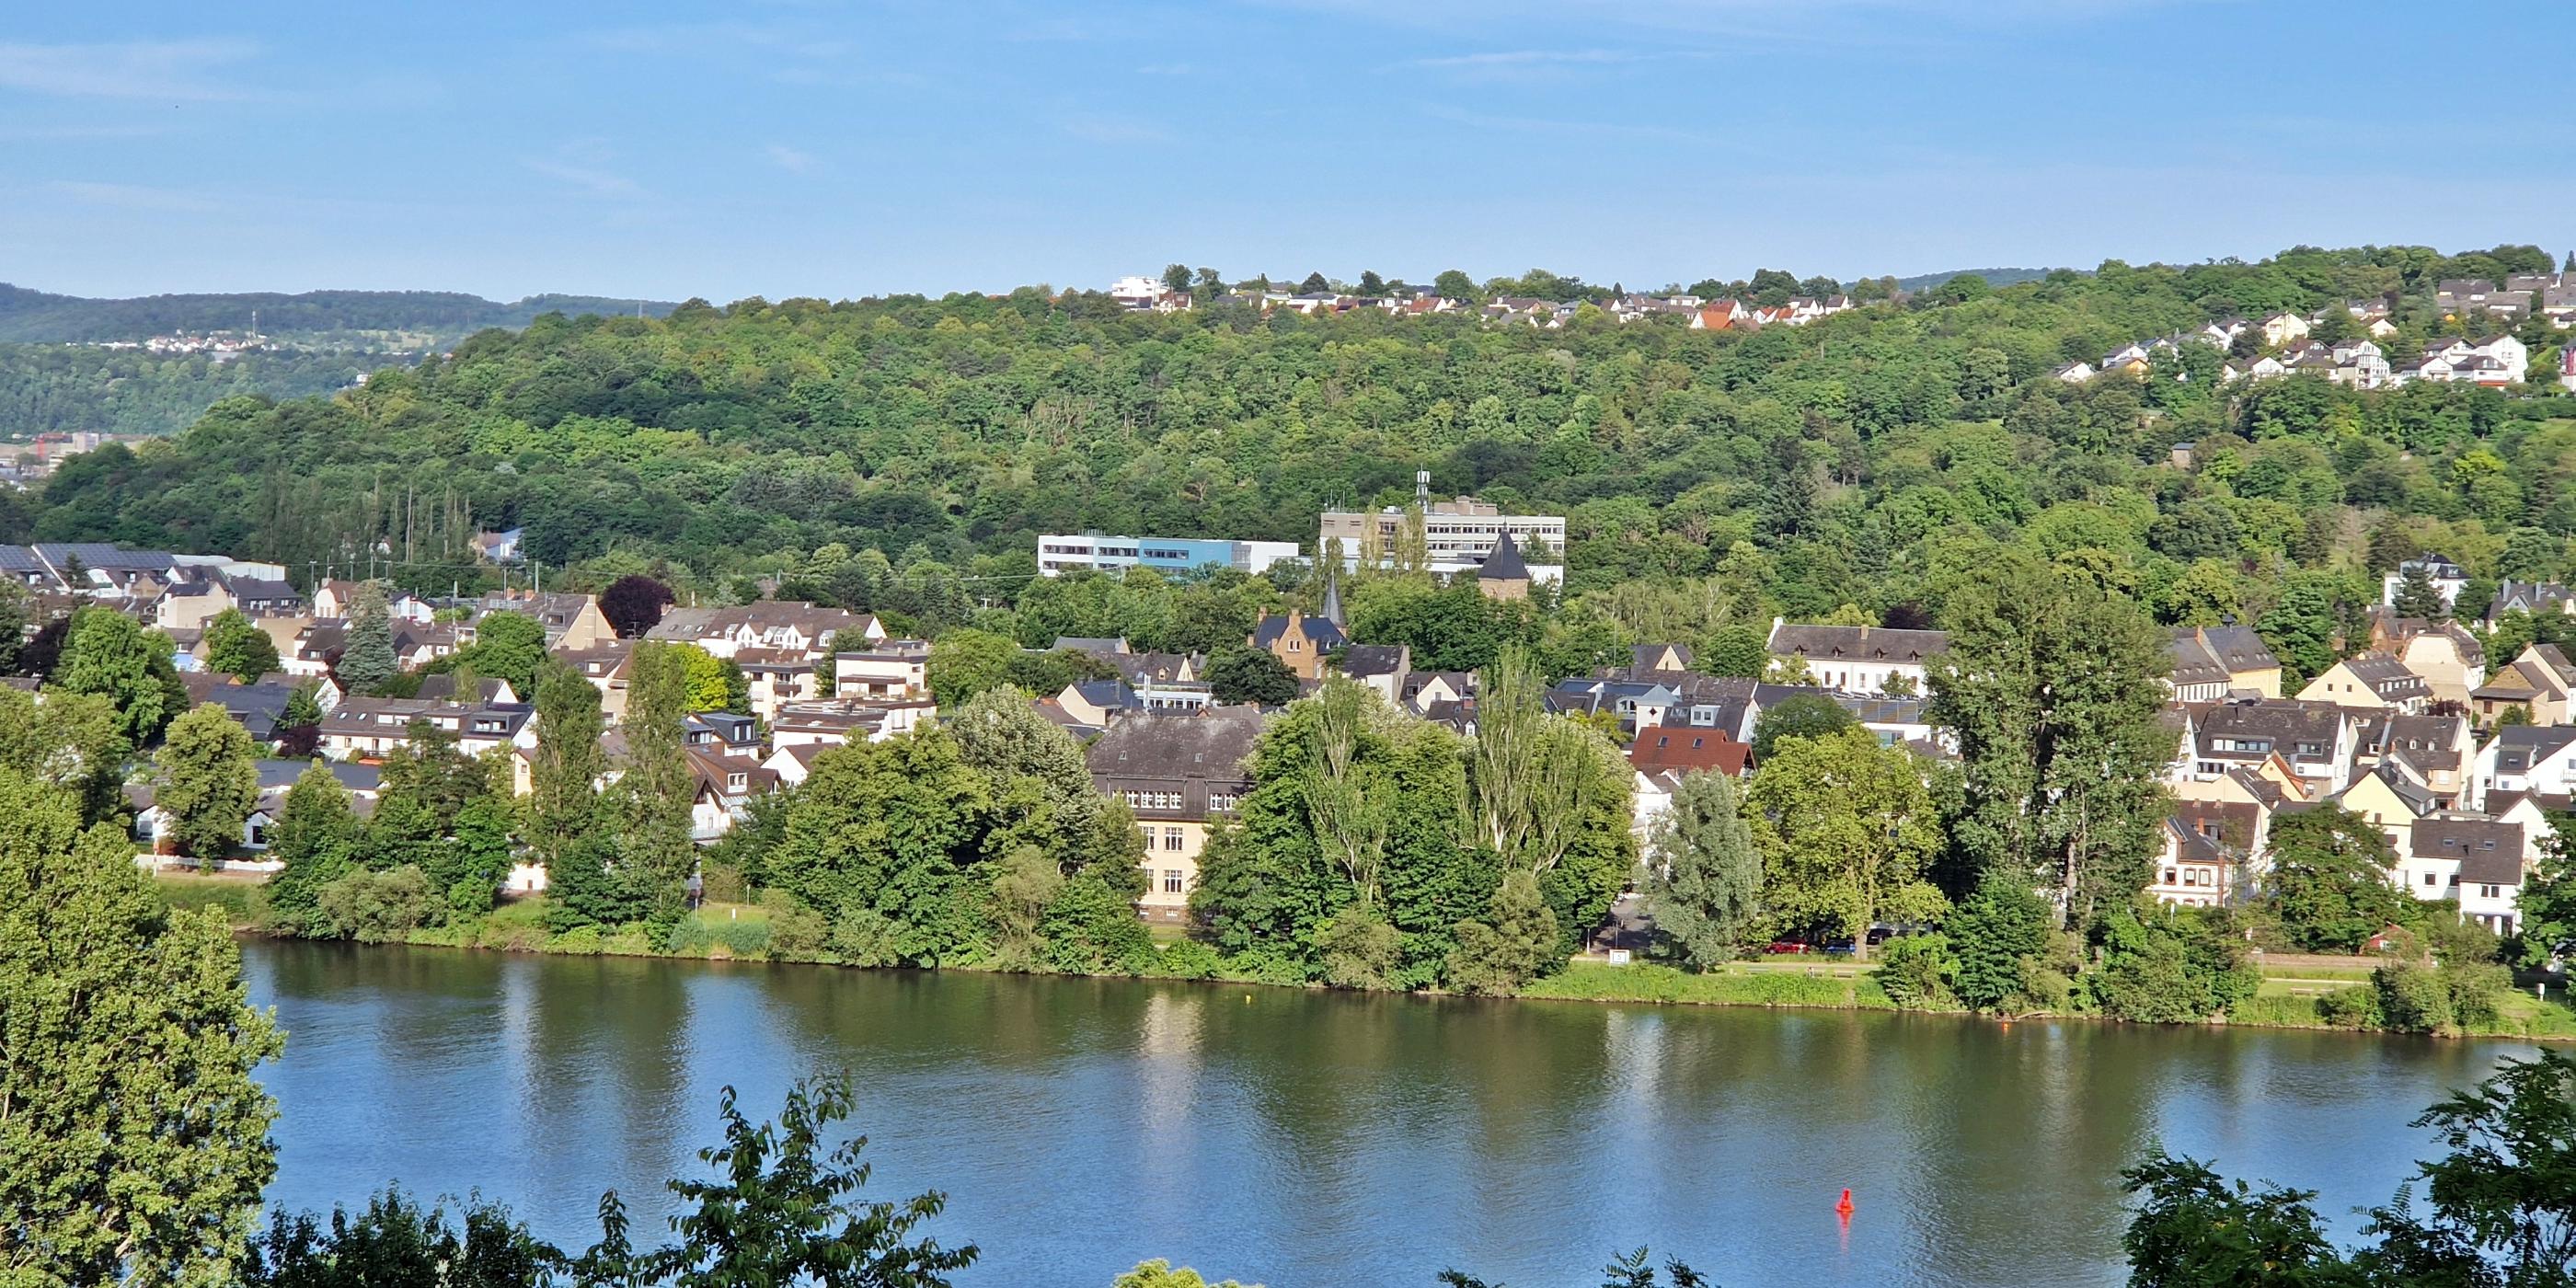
2473,724,2576,806
1086,707,1266,924
1630,643,1693,673
1765,619,1948,697
2483,580,2573,628
1338,643,1411,704
2168,626,2283,702
2151,795,2264,909
2296,651,2431,714
2407,818,2530,933
2184,698,2356,797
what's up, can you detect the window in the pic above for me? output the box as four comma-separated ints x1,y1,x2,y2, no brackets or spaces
2423,872,2438,886
2163,868,2177,885
2481,884,2501,899
1163,869,1185,894
1163,826,1186,852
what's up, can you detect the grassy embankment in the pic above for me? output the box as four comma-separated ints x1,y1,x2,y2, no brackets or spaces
162,876,2576,1037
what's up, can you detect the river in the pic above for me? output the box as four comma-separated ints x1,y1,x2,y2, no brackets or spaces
243,940,2530,1288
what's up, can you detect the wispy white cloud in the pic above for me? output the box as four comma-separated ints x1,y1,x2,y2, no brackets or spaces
523,155,643,199
0,39,260,100
765,143,818,173
45,180,224,213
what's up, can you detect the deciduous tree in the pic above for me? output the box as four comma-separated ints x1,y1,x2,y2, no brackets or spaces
204,607,281,681
1747,728,1946,960
154,702,259,859
0,769,282,1285
54,604,187,745
1928,555,2175,929
601,573,676,638
1642,770,1761,967
2262,805,2417,952
264,763,361,937
1205,648,1297,707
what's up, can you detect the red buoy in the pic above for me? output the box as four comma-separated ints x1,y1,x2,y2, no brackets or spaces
1836,1188,1855,1216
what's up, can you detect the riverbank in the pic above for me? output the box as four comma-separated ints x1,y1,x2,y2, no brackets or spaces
157,875,2576,1041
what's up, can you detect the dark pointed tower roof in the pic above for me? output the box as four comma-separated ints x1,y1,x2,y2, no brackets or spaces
1478,534,1530,582
1320,565,1345,627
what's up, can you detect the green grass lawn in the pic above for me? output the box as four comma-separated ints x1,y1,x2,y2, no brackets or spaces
1521,960,1894,1009
150,871,266,926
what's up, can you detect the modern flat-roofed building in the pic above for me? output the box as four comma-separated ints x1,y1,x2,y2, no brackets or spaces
1036,535,1302,578
1318,472,1566,585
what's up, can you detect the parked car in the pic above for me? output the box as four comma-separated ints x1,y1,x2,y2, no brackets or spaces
1762,940,1811,955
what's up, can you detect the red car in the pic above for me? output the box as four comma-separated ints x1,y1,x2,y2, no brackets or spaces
1762,940,1811,955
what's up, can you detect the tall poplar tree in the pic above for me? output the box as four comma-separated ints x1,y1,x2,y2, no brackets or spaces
1927,554,2176,930
618,641,699,925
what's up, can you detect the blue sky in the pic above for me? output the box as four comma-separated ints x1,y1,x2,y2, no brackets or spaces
4,1,2570,302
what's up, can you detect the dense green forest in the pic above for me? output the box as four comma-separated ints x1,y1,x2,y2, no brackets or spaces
0,282,676,345
18,243,2576,681
0,344,391,438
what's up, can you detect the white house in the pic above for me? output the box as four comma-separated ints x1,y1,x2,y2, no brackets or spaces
2473,725,2576,804
1765,621,1948,696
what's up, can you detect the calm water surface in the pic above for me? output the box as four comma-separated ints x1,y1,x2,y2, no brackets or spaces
245,941,2531,1288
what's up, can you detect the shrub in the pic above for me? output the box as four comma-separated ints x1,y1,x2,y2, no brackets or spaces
2442,960,2512,1029
829,908,906,967
314,866,438,943
763,893,830,962
546,924,605,955
1318,903,1401,991
698,862,749,905
2374,962,2454,1033
2315,984,2381,1029
1150,939,1225,981
1875,934,1958,1009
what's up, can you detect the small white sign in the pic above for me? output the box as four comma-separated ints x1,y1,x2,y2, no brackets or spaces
1606,949,1632,966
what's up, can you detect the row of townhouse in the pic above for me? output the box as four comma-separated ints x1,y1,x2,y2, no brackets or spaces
1166,278,1858,331
2161,696,2548,928
2056,307,2536,390
0,544,300,625
2434,273,2576,326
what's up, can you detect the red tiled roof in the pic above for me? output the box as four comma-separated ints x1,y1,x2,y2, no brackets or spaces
1628,729,1752,776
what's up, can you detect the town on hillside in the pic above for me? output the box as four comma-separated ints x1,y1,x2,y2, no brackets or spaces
10,487,2576,948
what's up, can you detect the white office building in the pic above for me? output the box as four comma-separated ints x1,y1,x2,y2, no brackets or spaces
1318,473,1566,586
1037,535,1303,578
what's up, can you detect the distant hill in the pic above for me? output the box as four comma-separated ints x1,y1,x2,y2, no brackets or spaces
1890,267,2061,293
0,283,678,345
